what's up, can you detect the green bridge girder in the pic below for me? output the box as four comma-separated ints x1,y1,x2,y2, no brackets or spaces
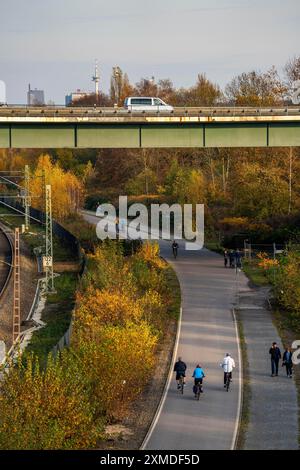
0,121,300,149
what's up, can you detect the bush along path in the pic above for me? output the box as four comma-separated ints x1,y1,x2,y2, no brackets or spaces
0,241,180,449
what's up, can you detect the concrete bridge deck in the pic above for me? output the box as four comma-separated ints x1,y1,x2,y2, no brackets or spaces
0,106,299,148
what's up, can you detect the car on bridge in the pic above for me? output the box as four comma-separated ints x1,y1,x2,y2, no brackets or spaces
124,96,173,112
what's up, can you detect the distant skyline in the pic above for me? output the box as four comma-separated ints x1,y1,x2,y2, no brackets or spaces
0,0,299,104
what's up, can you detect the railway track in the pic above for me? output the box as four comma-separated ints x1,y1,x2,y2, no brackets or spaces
0,224,13,300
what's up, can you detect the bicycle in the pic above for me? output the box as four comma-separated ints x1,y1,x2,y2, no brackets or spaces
225,372,231,392
194,381,203,400
178,374,184,394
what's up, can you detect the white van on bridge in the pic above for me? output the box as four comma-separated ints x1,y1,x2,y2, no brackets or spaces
124,96,173,112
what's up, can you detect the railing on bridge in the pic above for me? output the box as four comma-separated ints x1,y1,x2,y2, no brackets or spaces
1,105,300,119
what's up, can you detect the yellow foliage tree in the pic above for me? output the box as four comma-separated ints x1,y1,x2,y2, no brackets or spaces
0,353,102,449
73,322,157,420
139,289,164,328
75,287,143,330
83,246,137,297
133,241,165,270
30,154,83,220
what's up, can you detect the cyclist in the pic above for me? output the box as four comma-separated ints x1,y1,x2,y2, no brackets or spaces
192,364,205,396
220,353,235,387
174,356,187,389
172,240,179,259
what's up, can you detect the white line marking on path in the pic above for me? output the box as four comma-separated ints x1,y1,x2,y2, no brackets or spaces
141,305,183,450
231,307,243,450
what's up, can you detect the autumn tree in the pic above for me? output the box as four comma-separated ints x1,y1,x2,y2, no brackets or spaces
164,160,206,205
75,287,143,329
284,56,300,86
72,322,157,420
73,92,112,107
0,353,102,449
233,163,289,219
110,67,135,106
157,79,176,103
135,77,158,96
225,67,286,106
274,248,300,320
30,154,84,220
172,74,222,106
187,74,222,106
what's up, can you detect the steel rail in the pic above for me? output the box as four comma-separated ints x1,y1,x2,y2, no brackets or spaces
0,223,14,301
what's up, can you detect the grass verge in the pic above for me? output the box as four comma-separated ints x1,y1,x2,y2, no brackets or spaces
25,273,78,362
242,260,270,287
164,264,181,321
235,310,251,450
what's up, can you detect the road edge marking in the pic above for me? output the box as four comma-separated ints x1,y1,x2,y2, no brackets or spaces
231,307,243,450
140,301,183,450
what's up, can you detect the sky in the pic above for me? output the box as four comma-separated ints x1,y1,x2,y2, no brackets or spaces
0,0,299,104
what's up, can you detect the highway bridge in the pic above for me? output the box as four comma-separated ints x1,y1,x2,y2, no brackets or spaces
0,106,300,148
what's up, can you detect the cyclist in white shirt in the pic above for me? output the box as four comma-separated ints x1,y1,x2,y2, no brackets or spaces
220,353,235,387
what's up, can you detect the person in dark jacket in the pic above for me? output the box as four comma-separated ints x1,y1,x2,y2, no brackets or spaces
283,347,293,378
224,250,229,267
235,249,242,269
174,357,187,389
269,342,281,377
229,250,235,268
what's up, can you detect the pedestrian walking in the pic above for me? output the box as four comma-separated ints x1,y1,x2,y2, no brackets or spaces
224,249,229,267
269,342,281,377
282,347,293,378
235,249,242,269
229,250,235,268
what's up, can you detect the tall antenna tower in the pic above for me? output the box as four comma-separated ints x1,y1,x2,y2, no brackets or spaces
92,60,100,96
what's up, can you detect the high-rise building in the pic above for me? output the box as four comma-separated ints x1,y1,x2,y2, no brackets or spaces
27,84,45,105
65,89,91,106
0,80,6,105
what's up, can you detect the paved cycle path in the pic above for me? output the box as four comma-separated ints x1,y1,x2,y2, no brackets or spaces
144,241,247,450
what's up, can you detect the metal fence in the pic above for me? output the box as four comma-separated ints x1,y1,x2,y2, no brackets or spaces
243,242,286,260
52,322,73,357
0,196,81,258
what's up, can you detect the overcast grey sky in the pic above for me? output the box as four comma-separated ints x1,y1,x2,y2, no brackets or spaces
0,0,299,104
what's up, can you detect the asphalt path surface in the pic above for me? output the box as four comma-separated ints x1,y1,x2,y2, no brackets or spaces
82,211,244,450
145,241,246,450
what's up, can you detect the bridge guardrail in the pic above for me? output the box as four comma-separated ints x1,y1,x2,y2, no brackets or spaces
1,105,300,119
